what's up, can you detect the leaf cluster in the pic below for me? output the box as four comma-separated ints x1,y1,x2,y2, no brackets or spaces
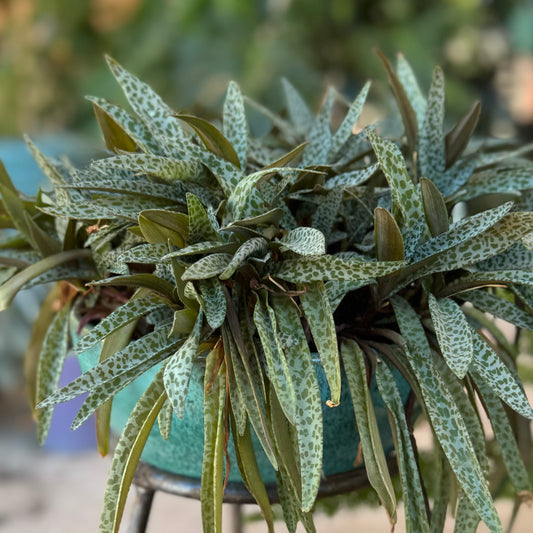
2,53,533,533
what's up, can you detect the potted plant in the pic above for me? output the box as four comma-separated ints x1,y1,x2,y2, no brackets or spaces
1,52,533,533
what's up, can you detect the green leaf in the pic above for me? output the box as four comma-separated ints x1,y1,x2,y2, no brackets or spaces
311,187,343,241
329,81,371,159
302,87,335,166
413,202,512,262
281,78,314,136
396,53,426,131
420,177,449,236
419,66,446,184
445,101,481,168
367,130,422,227
279,227,326,256
219,237,269,279
87,96,159,153
162,241,235,259
74,295,166,353
390,296,502,532
35,301,71,445
474,376,532,492
92,154,205,183
324,164,378,190
470,331,533,420
377,50,418,151
225,167,292,221
0,184,60,256
187,193,219,244
177,113,241,169
271,294,323,512
460,165,533,203
264,142,307,170
223,322,278,469
230,416,275,532
163,310,204,418
117,243,169,264
428,294,473,379
411,211,533,279
99,370,166,533
453,492,481,533
253,295,297,425
430,446,452,533
39,328,179,408
90,273,175,300
138,209,189,247
223,81,248,170
273,255,404,283
91,102,138,153
440,270,533,298
375,360,430,533
340,339,397,523
374,207,404,262
182,253,233,281
157,398,173,441
201,349,226,533
105,56,192,158
41,196,173,222
299,280,340,406
461,290,533,331
94,318,139,456
0,249,91,311
198,278,226,329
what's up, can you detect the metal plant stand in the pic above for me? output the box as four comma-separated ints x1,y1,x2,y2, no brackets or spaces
128,459,397,533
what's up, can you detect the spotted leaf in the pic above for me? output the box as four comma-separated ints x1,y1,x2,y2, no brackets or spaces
198,278,226,329
99,370,166,533
163,310,204,419
428,294,473,379
470,331,533,420
39,328,179,409
328,81,371,160
390,296,502,532
367,130,422,227
223,81,248,169
201,350,226,533
91,154,205,183
279,227,325,256
74,295,166,353
219,237,269,279
271,294,323,512
182,253,233,281
419,66,446,184
35,301,71,445
273,255,404,283
341,339,397,523
474,376,532,492
253,294,297,425
299,280,340,406
375,360,430,533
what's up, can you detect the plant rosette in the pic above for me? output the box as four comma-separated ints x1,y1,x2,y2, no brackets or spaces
1,53,533,533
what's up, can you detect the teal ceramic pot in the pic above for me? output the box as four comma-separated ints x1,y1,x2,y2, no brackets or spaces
79,344,411,483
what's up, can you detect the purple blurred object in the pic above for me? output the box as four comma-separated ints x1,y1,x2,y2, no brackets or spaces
43,356,96,452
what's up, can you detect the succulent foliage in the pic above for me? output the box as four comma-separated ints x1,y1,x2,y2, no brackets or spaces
2,53,533,533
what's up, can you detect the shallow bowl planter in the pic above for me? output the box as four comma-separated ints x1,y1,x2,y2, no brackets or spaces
79,344,411,483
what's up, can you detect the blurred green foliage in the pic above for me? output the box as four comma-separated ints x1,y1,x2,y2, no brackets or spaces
0,0,527,137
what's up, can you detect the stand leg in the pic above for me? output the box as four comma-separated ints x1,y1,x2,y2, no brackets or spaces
129,486,155,533
232,503,243,533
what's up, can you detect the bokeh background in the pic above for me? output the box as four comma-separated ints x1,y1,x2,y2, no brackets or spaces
2,1,533,531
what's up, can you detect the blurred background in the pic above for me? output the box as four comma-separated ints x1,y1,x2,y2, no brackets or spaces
1,0,533,531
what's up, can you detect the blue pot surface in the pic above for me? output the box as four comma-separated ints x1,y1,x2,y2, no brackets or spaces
79,345,410,483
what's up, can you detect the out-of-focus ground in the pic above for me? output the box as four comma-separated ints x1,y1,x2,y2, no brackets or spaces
1,384,532,533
